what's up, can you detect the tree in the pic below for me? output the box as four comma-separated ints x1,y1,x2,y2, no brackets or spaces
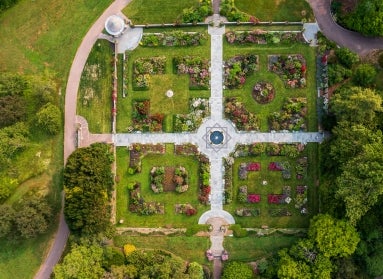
345,0,383,36
222,261,253,279
14,196,52,238
352,63,377,87
188,262,204,279
110,264,138,279
335,47,359,68
54,245,105,279
0,95,27,128
329,122,383,166
0,122,30,169
277,250,310,279
308,214,360,257
0,205,15,238
336,142,383,224
35,102,62,135
331,87,382,127
64,143,114,235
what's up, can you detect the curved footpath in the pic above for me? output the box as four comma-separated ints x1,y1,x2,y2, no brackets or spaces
308,0,383,56
34,1,132,279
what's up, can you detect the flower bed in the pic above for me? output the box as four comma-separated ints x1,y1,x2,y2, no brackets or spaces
175,203,197,216
133,56,166,90
129,182,165,215
235,208,260,217
268,162,283,171
150,166,189,194
268,97,307,131
140,31,206,47
174,98,209,132
269,208,291,217
269,54,307,88
173,56,210,89
175,143,199,156
238,185,248,203
267,194,285,204
247,194,260,203
129,143,165,174
224,54,258,89
252,82,275,104
224,97,260,131
296,157,308,179
132,100,164,132
239,162,260,180
198,154,211,205
225,30,304,45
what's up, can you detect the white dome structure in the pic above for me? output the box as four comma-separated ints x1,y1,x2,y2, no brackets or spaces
105,15,125,37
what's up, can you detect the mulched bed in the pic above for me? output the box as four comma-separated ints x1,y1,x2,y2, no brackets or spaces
163,167,176,192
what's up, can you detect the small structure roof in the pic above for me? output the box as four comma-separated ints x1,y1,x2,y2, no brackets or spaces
105,15,125,37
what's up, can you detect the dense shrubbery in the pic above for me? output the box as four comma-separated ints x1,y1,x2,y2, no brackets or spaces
220,0,250,22
182,0,212,23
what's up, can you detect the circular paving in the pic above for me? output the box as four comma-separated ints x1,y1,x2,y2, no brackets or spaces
210,130,224,144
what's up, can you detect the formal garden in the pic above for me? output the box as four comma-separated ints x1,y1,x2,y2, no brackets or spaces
223,142,318,228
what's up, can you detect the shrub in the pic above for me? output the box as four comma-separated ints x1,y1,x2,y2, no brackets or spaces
230,224,248,237
378,53,383,68
249,143,265,155
353,63,377,87
335,47,359,68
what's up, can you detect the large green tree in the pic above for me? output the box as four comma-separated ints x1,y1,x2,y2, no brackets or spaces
331,87,382,128
14,196,52,238
345,0,383,36
336,142,383,225
54,245,105,279
308,214,360,257
277,250,310,279
64,143,114,235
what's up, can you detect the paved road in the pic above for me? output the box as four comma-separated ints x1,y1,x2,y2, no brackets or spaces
308,0,383,56
35,1,132,279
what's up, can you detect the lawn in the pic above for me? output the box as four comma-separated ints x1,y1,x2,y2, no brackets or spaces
115,145,210,228
235,0,314,22
117,27,210,132
0,0,112,80
224,233,301,261
122,0,199,24
223,30,318,132
224,143,319,228
114,234,211,264
77,39,114,133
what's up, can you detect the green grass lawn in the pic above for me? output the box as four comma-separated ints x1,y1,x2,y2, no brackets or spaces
0,0,112,80
114,234,211,264
224,143,319,228
122,0,199,24
235,0,314,22
224,233,300,261
117,28,210,132
116,145,210,228
223,35,318,132
77,39,114,133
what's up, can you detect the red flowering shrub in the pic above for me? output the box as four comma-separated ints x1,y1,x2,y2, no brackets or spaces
247,194,260,203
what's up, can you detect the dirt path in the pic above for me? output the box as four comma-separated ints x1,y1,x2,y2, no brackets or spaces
307,0,383,56
34,1,132,279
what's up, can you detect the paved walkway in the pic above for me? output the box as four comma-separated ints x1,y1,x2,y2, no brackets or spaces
308,0,383,56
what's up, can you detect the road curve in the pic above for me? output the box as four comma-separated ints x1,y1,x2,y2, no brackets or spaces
35,1,132,278
308,0,383,56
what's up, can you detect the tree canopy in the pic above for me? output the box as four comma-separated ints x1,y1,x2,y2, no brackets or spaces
308,214,360,257
345,0,383,36
64,143,114,235
54,245,105,279
222,261,254,279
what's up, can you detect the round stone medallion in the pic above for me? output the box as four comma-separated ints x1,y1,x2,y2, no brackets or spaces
210,130,224,145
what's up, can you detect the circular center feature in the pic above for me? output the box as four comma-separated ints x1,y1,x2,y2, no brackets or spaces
210,130,224,145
